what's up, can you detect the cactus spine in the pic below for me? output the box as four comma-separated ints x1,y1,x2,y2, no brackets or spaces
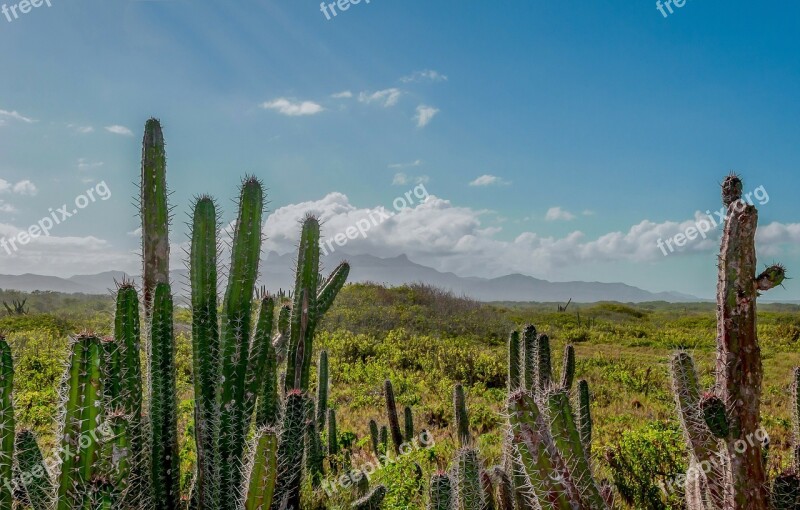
455,448,483,510
272,390,306,510
243,427,278,510
428,473,454,510
0,337,13,510
14,430,51,510
670,174,788,510
140,117,169,316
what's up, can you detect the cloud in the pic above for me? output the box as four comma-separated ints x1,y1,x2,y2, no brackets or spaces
331,91,353,99
583,210,595,216
0,109,36,123
77,158,104,171
68,124,94,134
388,160,423,169
545,207,576,221
469,175,509,187
105,125,134,136
0,201,16,213
392,173,430,186
261,98,324,116
12,180,37,196
401,70,448,83
414,105,439,127
358,88,402,107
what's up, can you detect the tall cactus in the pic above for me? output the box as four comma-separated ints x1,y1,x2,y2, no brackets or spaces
428,473,454,510
243,427,278,510
316,350,329,432
14,430,51,510
384,380,403,454
140,117,169,316
453,384,470,447
670,174,786,510
0,337,14,510
149,283,180,510
272,390,306,510
455,448,484,510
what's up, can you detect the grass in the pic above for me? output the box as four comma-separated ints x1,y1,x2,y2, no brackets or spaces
3,283,800,508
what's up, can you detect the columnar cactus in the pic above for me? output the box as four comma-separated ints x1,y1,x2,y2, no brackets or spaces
14,430,52,510
404,406,414,443
351,484,386,510
272,390,306,510
453,384,470,447
384,379,403,454
0,337,14,510
243,427,278,510
455,447,484,510
670,174,787,510
369,419,380,457
316,350,329,432
428,473,454,510
140,117,169,316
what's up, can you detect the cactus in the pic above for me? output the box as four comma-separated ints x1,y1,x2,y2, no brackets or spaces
404,406,414,443
246,296,277,427
56,335,105,510
670,174,787,510
351,484,386,509
306,418,325,487
535,333,552,392
560,344,575,391
13,430,51,510
369,419,380,457
243,427,278,510
575,379,592,451
149,283,180,510
272,390,306,510
488,467,513,510
316,350,329,432
379,426,389,456
428,472,454,510
455,447,484,510
327,408,339,468
521,325,537,392
140,117,169,316
384,379,403,454
793,367,800,473
507,330,521,392
453,384,470,447
0,337,14,510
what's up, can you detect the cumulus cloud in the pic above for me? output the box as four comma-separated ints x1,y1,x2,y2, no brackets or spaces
331,91,353,99
12,180,37,196
261,98,324,116
358,88,402,107
469,175,509,187
0,109,36,123
414,105,439,127
401,70,448,83
105,125,134,136
545,207,576,221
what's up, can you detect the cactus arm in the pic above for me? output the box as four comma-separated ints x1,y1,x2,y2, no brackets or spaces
455,448,484,510
149,284,180,510
535,334,552,392
403,406,414,443
488,467,513,510
14,430,52,510
254,335,279,429
521,326,537,392
327,408,339,464
545,390,607,509
316,350,329,432
575,379,593,452
0,338,14,510
140,117,170,315
480,469,496,510
245,296,276,425
428,472,454,510
560,344,575,391
316,261,350,317
369,420,380,457
56,337,86,509
379,426,388,455
218,178,264,501
78,339,104,484
306,418,324,487
385,380,403,454
507,331,521,392
272,391,306,510
243,427,278,510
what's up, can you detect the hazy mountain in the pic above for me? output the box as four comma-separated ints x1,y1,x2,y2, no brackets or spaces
0,252,700,303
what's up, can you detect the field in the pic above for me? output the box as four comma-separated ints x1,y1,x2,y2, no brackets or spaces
3,285,799,509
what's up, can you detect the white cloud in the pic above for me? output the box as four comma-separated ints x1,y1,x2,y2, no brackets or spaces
261,98,324,116
583,210,596,216
331,91,353,99
77,158,104,171
0,109,36,123
392,173,429,186
388,160,423,169
105,125,134,136
401,70,448,83
68,124,94,134
358,88,402,107
0,180,10,193
414,105,439,127
12,180,37,196
0,201,16,213
546,207,576,221
469,174,509,187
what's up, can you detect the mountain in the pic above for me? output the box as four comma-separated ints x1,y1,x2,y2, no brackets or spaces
0,253,701,303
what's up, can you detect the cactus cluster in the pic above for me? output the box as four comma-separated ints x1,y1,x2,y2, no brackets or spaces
428,325,611,510
669,174,794,510
0,119,355,510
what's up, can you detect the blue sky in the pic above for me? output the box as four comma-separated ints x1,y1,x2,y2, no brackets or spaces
0,0,798,299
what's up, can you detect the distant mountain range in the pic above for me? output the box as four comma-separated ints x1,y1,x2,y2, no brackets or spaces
0,252,701,303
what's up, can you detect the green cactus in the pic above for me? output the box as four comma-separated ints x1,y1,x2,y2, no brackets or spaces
404,406,414,443
428,472,453,510
316,350,329,432
246,296,277,427
243,427,278,510
521,325,537,392
272,390,306,510
140,117,170,316
369,419,380,457
328,407,340,474
56,335,105,510
669,174,786,510
306,418,325,487
453,383,470,447
576,378,592,451
149,283,180,510
351,484,386,509
560,344,575,391
13,430,52,510
535,333,552,392
0,337,14,510
455,447,484,510
507,330,521,392
384,379,403,454
379,426,389,456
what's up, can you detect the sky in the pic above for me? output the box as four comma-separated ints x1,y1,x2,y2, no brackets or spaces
0,0,798,300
